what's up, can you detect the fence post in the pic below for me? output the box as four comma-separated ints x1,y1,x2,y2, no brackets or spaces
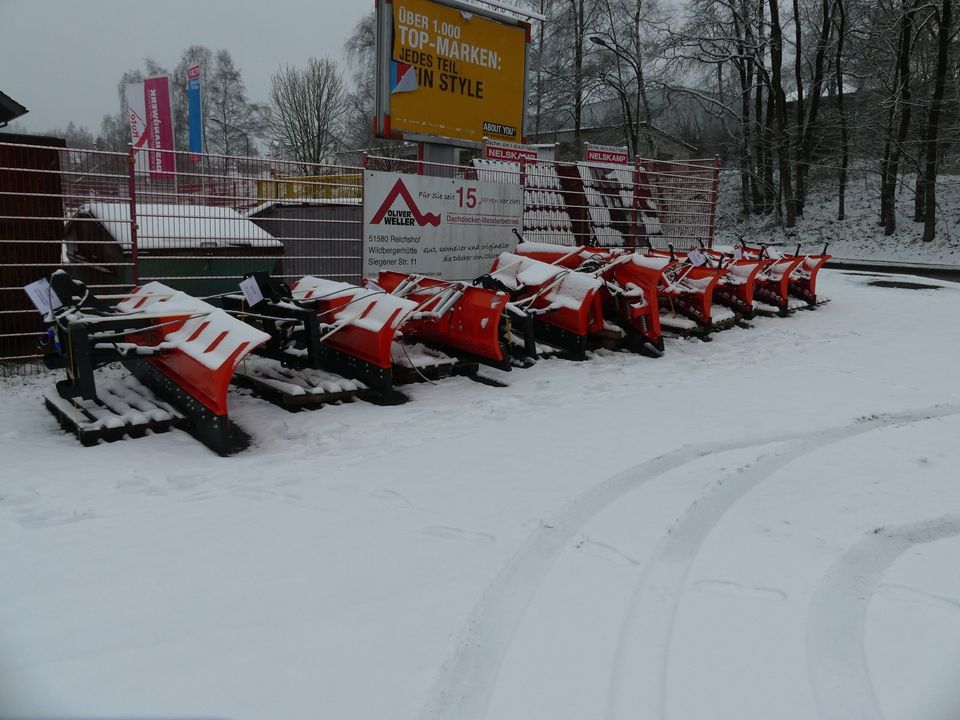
631,156,640,249
127,145,140,285
707,154,721,249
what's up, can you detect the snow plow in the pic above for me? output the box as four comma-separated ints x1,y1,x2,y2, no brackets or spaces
739,244,810,314
37,271,267,454
787,243,831,306
482,252,606,359
510,242,665,356
220,271,419,406
372,271,516,369
644,246,738,332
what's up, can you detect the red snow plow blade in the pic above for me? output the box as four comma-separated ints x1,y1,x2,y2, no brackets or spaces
291,275,418,374
374,271,511,368
117,282,268,419
647,249,735,330
707,252,765,318
488,251,605,357
42,273,268,454
740,245,805,313
787,243,831,304
512,242,665,355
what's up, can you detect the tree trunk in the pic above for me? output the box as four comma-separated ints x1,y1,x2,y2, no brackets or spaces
835,0,848,221
792,0,805,215
752,0,768,213
922,0,952,241
914,171,925,221
795,0,838,214
768,0,796,227
883,0,919,236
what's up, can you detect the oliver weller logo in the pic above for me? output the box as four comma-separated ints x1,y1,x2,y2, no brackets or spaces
371,178,441,227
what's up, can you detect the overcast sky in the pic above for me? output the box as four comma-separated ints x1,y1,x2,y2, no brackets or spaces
0,0,370,133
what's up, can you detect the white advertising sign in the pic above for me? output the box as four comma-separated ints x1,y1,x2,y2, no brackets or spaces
363,171,523,280
125,82,149,173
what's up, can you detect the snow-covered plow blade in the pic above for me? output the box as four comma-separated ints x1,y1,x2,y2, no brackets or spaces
486,252,605,359
511,242,665,356
290,275,418,390
220,272,417,405
374,271,513,370
740,245,805,314
708,252,765,319
40,272,268,454
647,248,737,332
787,244,831,305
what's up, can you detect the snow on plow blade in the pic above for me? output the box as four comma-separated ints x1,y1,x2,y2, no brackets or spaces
374,271,511,369
643,250,735,331
488,252,605,358
42,273,268,455
290,275,419,391
512,242,664,355
710,254,766,318
788,244,831,305
740,246,805,313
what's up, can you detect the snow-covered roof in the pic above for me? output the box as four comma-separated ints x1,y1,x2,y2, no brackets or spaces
245,198,363,217
69,202,282,251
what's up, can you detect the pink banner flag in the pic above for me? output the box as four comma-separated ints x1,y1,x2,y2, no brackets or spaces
144,75,175,178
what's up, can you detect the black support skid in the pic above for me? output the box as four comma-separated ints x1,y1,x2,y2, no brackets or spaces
125,360,250,456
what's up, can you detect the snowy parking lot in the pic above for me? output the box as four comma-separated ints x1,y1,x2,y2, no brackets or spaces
2,268,959,720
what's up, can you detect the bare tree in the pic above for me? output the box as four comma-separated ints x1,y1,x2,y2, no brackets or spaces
592,0,662,158
268,58,346,166
205,50,268,156
920,0,953,240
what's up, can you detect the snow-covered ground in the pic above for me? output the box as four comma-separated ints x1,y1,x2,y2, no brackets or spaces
2,269,960,720
717,170,960,265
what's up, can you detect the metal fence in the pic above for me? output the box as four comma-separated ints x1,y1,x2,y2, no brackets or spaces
0,138,719,366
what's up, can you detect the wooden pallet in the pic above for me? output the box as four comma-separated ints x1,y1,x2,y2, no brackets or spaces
232,356,367,410
43,375,185,447
393,344,480,385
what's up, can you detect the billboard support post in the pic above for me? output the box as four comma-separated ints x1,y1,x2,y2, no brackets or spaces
420,142,456,177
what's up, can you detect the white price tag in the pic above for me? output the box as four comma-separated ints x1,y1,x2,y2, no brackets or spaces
733,245,743,260
24,278,63,315
687,248,706,267
239,276,265,307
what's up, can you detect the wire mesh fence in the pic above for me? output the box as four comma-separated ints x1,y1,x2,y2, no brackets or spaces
1,138,719,367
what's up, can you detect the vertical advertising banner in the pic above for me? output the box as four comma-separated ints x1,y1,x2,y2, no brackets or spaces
125,82,148,172
143,75,175,178
187,65,203,160
363,170,522,280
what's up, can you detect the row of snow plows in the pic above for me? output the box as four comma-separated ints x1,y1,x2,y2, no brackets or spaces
33,240,830,455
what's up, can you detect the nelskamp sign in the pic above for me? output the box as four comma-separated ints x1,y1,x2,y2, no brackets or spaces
363,171,522,280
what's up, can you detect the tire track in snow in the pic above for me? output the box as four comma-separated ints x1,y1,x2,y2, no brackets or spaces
419,403,959,720
806,516,960,720
606,406,960,720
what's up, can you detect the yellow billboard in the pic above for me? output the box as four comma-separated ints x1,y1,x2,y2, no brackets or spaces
379,0,529,145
